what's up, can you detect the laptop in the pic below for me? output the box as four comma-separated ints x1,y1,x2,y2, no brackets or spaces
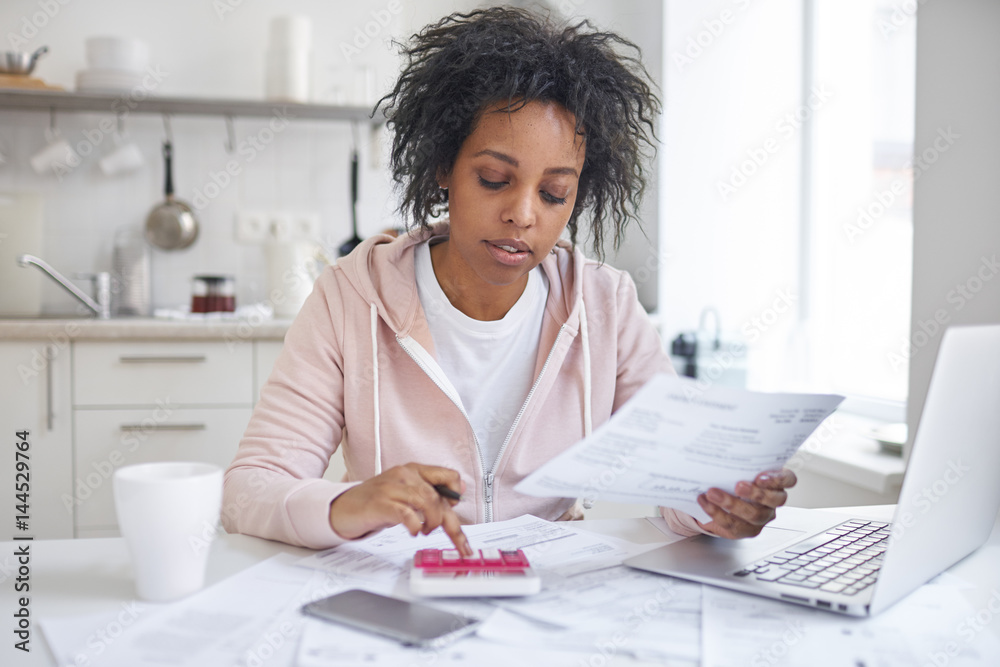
624,324,1000,617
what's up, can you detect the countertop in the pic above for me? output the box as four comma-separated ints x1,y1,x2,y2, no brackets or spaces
0,316,294,340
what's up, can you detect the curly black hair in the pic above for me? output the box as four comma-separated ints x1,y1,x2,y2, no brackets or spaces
375,6,661,261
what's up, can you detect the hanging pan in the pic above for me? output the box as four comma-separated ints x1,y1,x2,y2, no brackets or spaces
145,140,198,250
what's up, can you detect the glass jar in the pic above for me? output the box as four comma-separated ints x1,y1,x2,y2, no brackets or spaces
191,275,235,314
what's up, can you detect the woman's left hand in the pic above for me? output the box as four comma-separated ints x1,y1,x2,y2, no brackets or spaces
695,469,797,539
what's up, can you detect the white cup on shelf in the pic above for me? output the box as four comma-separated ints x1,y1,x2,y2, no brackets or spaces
30,128,80,175
99,131,144,176
113,462,223,602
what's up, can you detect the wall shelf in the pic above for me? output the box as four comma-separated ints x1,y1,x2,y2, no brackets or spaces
0,89,378,123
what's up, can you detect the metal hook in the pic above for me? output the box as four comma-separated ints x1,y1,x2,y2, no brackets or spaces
49,107,57,133
161,114,173,143
698,307,722,350
115,111,126,138
224,115,236,154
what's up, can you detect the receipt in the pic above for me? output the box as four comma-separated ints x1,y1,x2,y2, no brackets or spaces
515,373,843,521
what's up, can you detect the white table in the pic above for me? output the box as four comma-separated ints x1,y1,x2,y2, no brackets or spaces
5,508,1000,666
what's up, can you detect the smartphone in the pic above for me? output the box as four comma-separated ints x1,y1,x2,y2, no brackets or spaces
301,589,482,648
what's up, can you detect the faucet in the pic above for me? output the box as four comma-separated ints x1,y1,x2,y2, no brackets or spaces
17,254,111,319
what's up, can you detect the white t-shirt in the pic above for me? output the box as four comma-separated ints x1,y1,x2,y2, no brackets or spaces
414,240,549,470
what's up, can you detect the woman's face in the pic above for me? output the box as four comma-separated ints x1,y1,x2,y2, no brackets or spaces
435,100,586,303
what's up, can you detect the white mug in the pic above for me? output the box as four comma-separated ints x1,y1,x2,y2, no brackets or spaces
30,129,80,175
99,136,144,176
113,462,223,602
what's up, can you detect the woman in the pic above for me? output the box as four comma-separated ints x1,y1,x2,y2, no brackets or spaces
222,7,795,554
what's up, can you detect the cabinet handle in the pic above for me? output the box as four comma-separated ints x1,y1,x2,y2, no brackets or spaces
45,344,55,431
118,355,208,364
119,423,207,432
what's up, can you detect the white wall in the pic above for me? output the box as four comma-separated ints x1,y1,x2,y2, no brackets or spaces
906,0,1000,457
0,0,661,314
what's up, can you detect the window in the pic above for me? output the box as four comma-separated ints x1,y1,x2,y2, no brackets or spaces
660,0,915,419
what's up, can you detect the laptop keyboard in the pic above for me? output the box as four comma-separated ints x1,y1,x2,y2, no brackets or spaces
733,519,890,596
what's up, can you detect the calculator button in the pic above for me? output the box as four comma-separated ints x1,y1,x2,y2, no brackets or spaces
481,548,503,563
501,551,529,567
416,550,441,565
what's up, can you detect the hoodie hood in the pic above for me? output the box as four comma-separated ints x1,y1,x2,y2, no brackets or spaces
334,221,587,338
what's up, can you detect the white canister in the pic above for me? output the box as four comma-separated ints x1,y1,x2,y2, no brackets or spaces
265,15,312,103
269,15,312,51
265,241,325,319
265,48,311,103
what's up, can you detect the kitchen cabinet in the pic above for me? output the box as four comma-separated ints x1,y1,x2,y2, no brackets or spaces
72,340,255,537
0,341,74,539
0,327,287,539
73,406,251,538
0,317,360,538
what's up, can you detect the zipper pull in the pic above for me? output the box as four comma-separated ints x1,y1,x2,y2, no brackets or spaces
485,473,494,503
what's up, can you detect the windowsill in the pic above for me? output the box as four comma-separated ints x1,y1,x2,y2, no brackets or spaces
787,411,906,495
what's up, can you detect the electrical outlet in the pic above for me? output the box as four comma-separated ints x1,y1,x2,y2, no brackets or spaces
235,211,268,243
291,213,321,240
268,213,293,241
236,210,321,243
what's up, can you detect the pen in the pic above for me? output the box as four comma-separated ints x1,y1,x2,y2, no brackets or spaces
433,484,462,501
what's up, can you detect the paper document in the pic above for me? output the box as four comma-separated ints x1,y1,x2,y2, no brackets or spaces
295,514,637,585
516,373,843,522
40,554,318,667
701,582,1000,666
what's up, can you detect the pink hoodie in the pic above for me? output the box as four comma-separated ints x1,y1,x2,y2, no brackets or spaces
223,223,705,548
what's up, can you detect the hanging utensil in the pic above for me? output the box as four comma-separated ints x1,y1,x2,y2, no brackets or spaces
338,124,362,257
145,139,198,250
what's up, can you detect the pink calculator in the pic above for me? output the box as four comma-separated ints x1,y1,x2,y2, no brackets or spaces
409,548,542,597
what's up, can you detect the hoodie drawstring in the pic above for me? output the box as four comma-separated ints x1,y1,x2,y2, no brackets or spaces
579,293,595,510
370,302,382,475
579,295,593,438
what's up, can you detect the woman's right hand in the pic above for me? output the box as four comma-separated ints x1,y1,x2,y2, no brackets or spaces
328,463,472,555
